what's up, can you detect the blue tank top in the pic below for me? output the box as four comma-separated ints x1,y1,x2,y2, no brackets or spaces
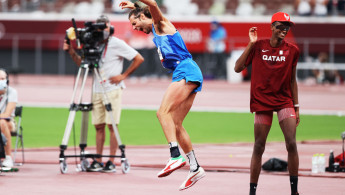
152,24,192,70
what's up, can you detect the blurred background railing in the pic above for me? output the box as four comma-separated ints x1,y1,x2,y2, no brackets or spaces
1,33,345,83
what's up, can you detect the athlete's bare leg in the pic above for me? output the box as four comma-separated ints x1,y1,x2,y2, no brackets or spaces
172,93,196,154
250,124,271,183
279,117,299,176
157,79,198,143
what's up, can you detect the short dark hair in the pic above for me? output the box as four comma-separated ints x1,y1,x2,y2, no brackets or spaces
128,2,152,19
96,15,109,23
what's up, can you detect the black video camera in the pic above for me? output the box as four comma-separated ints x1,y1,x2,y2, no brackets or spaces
77,21,108,66
77,21,107,47
65,19,110,67
67,18,114,66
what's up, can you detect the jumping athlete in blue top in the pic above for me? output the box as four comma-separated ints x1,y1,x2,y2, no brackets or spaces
120,0,205,190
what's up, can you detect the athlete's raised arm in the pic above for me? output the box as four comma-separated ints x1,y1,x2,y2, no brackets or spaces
139,0,164,23
120,0,175,35
120,0,163,23
234,27,257,73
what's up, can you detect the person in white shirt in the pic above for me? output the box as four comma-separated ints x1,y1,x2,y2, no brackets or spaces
63,15,144,172
0,68,18,168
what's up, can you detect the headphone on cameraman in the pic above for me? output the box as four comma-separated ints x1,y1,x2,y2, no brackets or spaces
109,25,114,36
97,15,115,36
0,68,9,86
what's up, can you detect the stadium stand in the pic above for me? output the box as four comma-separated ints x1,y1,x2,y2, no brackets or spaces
0,0,344,82
1,0,345,17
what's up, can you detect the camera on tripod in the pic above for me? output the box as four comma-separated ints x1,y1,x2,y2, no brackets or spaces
78,21,107,65
79,21,107,45
66,19,111,66
60,18,130,175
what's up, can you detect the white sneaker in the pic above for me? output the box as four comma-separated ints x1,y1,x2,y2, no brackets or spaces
157,155,186,178
2,155,14,168
179,167,206,191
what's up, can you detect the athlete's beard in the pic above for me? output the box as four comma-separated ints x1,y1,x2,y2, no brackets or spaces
143,26,152,34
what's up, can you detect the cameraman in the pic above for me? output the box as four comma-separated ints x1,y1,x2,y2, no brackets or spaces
0,68,17,168
63,15,144,172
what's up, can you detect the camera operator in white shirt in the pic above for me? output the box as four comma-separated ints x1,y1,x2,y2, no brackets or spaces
63,15,144,172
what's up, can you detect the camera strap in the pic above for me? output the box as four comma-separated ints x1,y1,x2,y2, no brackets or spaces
0,93,8,113
102,41,108,59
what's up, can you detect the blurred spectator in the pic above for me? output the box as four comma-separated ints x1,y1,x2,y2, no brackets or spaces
296,0,313,16
225,0,239,14
112,0,127,14
74,0,104,15
252,2,266,16
296,0,328,16
337,0,345,15
74,1,92,14
327,0,345,15
9,0,21,12
314,0,328,16
164,0,198,15
0,68,17,168
2,0,345,16
208,21,227,53
61,1,76,13
279,1,296,16
236,0,253,16
312,52,342,84
206,20,228,79
3,0,344,16
209,0,226,15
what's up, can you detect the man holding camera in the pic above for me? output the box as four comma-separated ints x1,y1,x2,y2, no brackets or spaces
63,15,144,172
0,68,18,168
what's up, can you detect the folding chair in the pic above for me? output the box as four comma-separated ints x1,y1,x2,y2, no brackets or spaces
11,106,24,165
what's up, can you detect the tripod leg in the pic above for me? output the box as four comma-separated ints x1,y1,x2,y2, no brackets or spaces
341,139,345,168
61,67,90,146
61,108,77,146
60,66,91,169
79,107,91,171
70,67,83,105
79,109,89,148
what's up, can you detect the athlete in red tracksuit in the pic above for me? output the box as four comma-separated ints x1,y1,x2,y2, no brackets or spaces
235,12,300,195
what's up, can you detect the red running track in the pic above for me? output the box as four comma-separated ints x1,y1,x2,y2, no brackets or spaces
2,142,345,195
2,74,344,194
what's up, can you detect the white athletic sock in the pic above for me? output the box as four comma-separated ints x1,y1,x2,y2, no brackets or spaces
169,142,178,148
186,150,199,172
